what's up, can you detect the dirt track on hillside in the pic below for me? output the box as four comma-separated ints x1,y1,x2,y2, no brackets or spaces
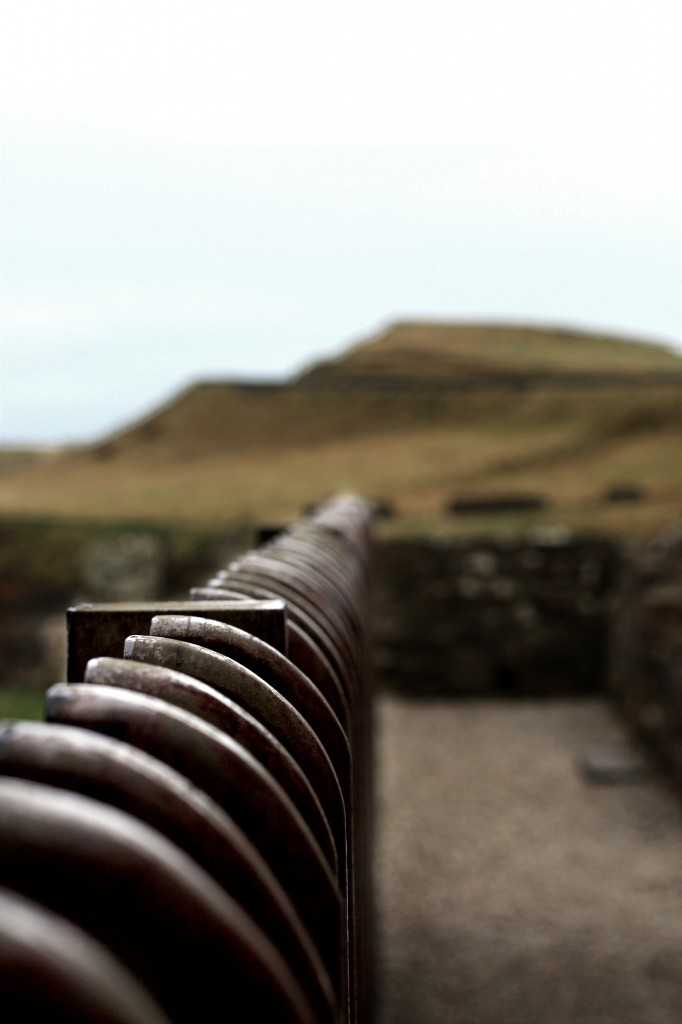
375,698,682,1024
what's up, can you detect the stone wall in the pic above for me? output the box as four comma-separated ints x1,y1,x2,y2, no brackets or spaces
609,527,682,780
0,521,248,690
373,533,621,696
7,517,655,705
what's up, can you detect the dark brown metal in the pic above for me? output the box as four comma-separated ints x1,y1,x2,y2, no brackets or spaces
0,720,334,1020
210,561,360,688
192,579,353,706
0,777,315,1024
45,683,342,974
235,551,361,641
83,656,338,875
218,565,357,682
121,634,348,864
286,618,350,726
5,492,373,1024
67,599,287,681
268,532,359,590
0,886,170,1024
199,581,364,1024
191,585,350,725
149,615,351,794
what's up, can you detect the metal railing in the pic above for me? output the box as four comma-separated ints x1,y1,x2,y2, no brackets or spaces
0,494,374,1024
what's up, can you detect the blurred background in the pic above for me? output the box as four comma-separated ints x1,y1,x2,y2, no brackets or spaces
1,0,680,685
1,1,681,1020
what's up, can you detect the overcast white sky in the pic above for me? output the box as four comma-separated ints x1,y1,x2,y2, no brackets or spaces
1,0,680,444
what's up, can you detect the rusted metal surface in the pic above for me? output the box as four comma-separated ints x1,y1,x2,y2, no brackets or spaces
67,599,286,681
0,886,170,1023
0,778,316,1024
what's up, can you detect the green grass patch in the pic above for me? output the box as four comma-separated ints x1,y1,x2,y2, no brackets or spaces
0,688,45,721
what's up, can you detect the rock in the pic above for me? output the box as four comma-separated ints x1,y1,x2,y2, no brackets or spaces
446,493,548,515
80,533,166,601
603,483,646,503
577,749,651,785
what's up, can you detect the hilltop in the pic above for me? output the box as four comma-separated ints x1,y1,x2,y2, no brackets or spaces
68,321,682,459
1,321,681,534
301,321,682,384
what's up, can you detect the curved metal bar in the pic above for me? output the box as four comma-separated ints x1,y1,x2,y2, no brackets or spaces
0,778,315,1024
232,553,360,645
266,533,360,593
122,635,347,864
193,578,354,707
45,683,342,973
250,542,362,620
285,619,351,726
83,656,337,876
149,615,351,794
192,584,352,728
0,886,170,1024
0,720,335,1020
220,563,358,682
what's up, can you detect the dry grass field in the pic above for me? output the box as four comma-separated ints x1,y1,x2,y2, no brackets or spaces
2,322,681,535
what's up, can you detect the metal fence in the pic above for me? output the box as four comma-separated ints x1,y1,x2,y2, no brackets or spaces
0,494,374,1023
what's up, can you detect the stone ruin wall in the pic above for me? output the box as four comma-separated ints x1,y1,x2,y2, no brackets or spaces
374,526,682,790
372,533,621,696
7,515,682,789
609,527,682,782
0,524,248,690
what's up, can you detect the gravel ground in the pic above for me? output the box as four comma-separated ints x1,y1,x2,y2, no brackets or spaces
375,698,682,1024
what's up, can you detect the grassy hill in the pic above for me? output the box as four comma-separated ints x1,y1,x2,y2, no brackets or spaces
301,321,682,382
2,322,681,535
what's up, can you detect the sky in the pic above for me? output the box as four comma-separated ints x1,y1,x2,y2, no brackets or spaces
1,0,680,445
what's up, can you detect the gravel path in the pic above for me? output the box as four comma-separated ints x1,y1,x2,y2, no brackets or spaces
375,698,682,1024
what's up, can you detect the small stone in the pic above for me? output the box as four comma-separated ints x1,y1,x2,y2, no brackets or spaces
639,702,667,734
531,526,573,547
577,749,651,785
491,577,517,600
579,560,602,586
514,602,537,626
466,551,498,577
457,576,482,599
520,549,544,571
